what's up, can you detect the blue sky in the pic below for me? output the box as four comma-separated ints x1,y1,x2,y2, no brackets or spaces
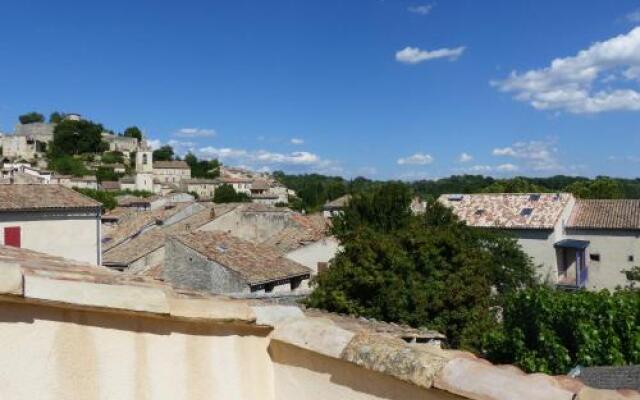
2,1,640,179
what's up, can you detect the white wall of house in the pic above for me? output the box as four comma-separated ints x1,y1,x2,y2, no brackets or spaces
153,168,191,184
286,238,340,275
565,229,640,290
0,211,100,265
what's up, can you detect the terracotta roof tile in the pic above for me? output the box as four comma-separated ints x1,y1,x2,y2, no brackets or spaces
262,213,329,252
153,160,190,169
439,193,573,229
172,231,311,284
568,199,640,230
0,184,101,211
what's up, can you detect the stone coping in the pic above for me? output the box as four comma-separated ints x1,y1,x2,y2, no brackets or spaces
0,252,638,400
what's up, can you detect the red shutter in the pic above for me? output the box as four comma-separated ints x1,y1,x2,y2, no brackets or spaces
4,227,21,248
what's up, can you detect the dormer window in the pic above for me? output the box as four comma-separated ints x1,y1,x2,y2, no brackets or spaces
520,208,533,216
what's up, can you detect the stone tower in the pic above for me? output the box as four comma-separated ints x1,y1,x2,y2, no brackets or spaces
135,150,154,192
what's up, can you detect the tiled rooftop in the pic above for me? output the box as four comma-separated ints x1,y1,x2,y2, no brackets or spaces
0,184,101,211
153,160,190,169
262,213,329,252
172,231,311,284
568,199,640,230
103,203,221,266
438,193,573,229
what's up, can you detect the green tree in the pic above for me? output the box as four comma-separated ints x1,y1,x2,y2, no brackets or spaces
52,119,108,155
19,112,45,124
482,177,546,193
47,155,89,176
184,152,221,178
101,151,124,165
95,167,123,183
482,288,640,375
213,184,251,203
565,177,624,199
123,126,143,142
307,183,535,348
49,112,66,124
153,145,174,161
73,188,117,210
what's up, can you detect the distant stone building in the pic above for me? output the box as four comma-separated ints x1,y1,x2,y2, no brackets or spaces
153,160,191,184
180,178,220,199
101,133,139,154
165,231,311,294
0,184,102,264
323,194,351,218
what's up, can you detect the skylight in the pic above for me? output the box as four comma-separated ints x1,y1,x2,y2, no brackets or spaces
520,208,533,216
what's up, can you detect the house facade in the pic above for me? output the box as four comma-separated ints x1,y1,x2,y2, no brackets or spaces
0,184,102,264
153,160,191,184
440,193,640,290
180,178,220,199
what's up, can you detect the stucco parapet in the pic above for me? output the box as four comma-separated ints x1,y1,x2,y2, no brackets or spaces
341,332,448,389
252,304,305,327
576,387,640,400
433,356,575,400
167,295,256,323
271,316,356,359
23,274,170,314
0,261,23,295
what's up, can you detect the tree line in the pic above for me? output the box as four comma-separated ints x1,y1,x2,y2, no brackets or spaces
274,171,640,212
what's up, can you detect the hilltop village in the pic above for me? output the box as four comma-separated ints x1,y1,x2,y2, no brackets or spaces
0,112,639,399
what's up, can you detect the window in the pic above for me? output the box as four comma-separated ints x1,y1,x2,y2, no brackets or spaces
474,209,485,216
629,255,635,262
529,194,541,201
142,153,148,165
590,253,601,262
520,208,533,216
4,226,21,248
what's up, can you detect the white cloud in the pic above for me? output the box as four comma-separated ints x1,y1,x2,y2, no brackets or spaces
397,153,434,165
290,138,304,145
462,163,519,174
496,163,519,172
458,152,473,163
408,4,433,15
395,46,465,64
492,138,562,171
174,128,216,138
627,9,640,23
197,146,338,173
492,27,640,113
147,139,161,150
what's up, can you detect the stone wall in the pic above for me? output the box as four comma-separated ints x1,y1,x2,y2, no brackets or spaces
164,238,248,293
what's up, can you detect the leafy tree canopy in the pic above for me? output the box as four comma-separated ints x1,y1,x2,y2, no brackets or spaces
482,288,640,375
19,112,45,124
49,112,66,124
73,188,117,210
153,145,174,161
47,155,89,177
52,119,108,155
565,177,625,199
123,126,142,142
307,182,536,348
213,184,251,203
184,152,220,179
